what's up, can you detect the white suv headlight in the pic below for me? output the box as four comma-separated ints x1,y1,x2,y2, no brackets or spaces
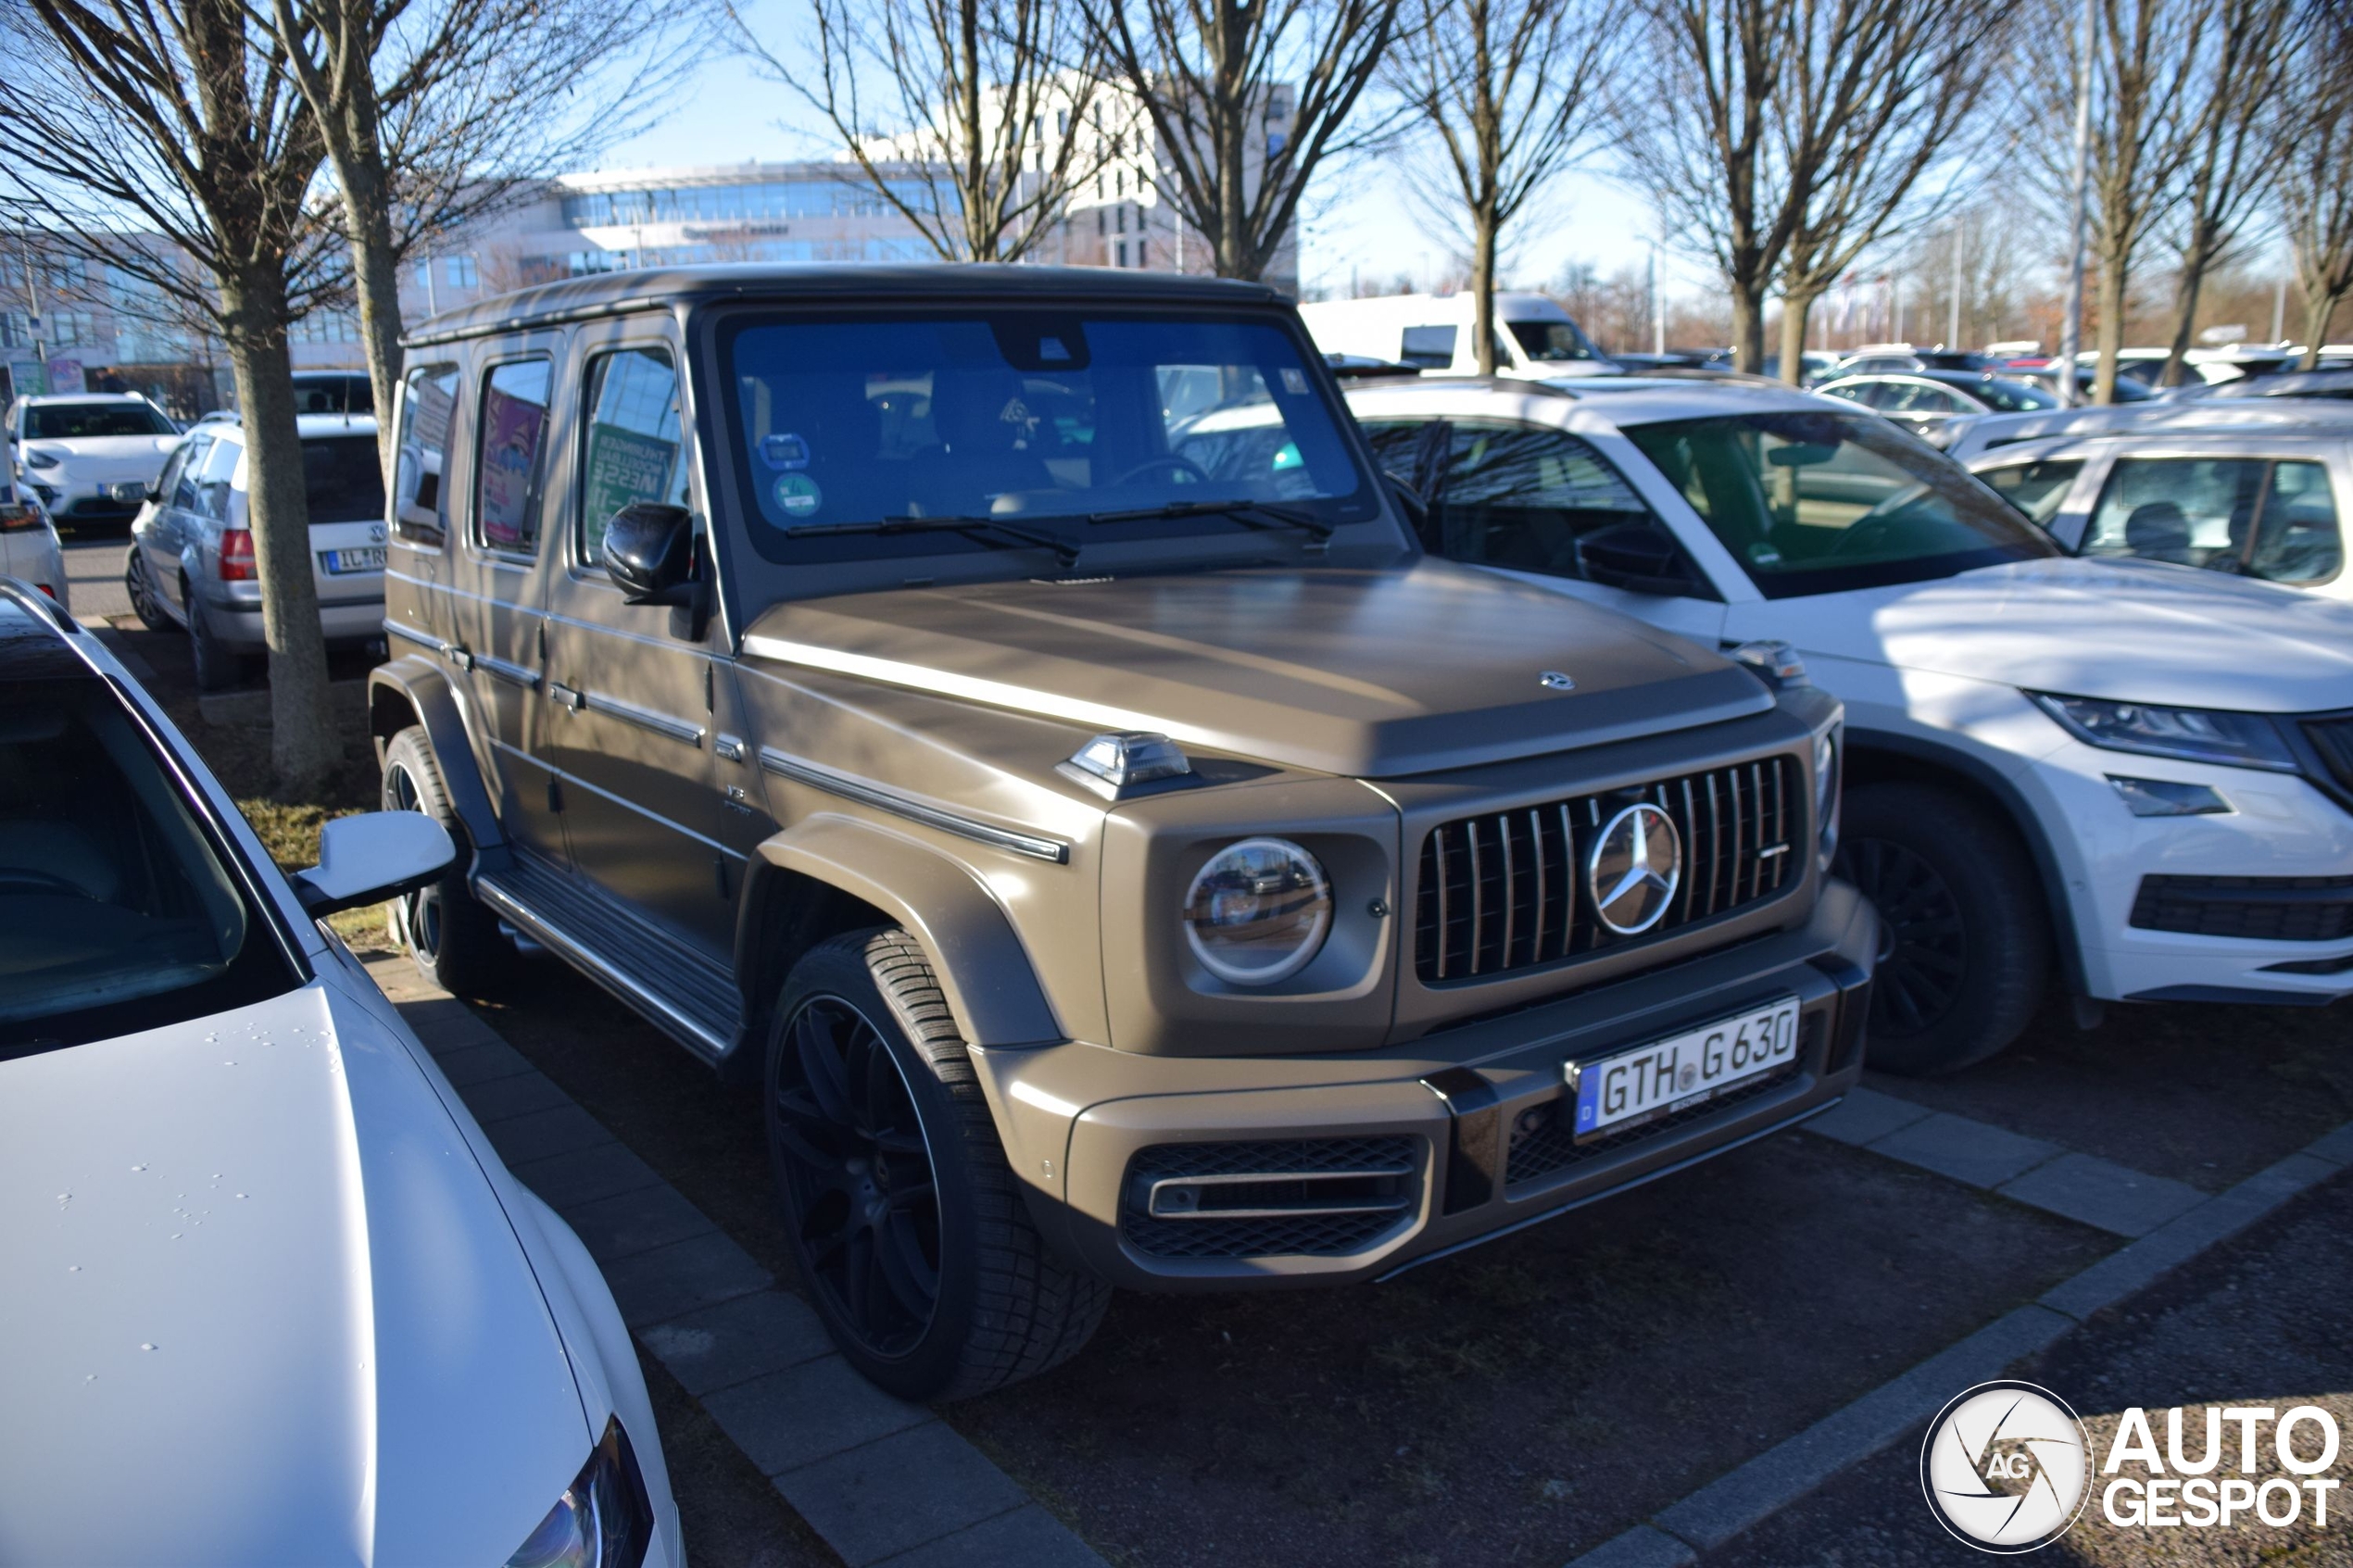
2028,693,2298,773
1183,836,1331,985
506,1417,654,1568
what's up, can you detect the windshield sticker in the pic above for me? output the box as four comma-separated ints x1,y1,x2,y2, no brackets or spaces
1280,367,1309,395
773,471,823,518
761,433,811,470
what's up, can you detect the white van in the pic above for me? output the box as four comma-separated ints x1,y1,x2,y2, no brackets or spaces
1299,292,1618,380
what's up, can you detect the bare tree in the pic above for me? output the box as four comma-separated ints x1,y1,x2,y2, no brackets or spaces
1386,0,1621,372
734,0,1103,262
0,0,343,792
2276,1,2353,366
269,0,712,464
1082,0,1405,282
1618,0,2012,375
2148,0,2300,384
1770,0,2015,383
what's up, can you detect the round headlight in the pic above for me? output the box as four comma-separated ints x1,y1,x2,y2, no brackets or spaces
1183,837,1331,985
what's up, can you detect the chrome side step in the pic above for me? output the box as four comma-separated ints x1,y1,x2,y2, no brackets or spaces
474,872,736,1063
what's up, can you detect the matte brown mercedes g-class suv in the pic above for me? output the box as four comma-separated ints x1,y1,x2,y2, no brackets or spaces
369,265,1875,1399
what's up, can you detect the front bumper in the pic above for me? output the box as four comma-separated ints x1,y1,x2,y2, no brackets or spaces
972,879,1878,1290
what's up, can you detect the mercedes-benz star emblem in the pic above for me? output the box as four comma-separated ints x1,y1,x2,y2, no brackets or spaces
1539,671,1577,691
1587,802,1682,935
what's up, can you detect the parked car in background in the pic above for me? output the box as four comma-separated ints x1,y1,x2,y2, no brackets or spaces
371,265,1870,1399
1302,292,1621,379
2171,369,2353,404
0,423,69,608
123,413,388,689
1350,375,2353,1074
1944,398,2353,461
1966,427,2348,594
291,369,375,415
1815,370,2058,446
6,393,181,531
2004,364,2161,404
1831,345,1990,376
0,580,682,1568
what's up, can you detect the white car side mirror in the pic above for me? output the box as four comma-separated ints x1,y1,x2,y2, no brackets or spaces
293,810,454,918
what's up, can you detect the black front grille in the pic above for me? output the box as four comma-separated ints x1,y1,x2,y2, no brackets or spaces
2303,717,2353,796
1415,756,1803,985
1505,1062,1803,1186
2130,874,2353,943
1122,1136,1419,1259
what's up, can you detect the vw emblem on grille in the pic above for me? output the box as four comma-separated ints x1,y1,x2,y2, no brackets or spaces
1539,671,1577,691
1587,802,1682,935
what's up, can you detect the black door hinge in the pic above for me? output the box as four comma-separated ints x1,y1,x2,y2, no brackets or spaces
547,776,563,813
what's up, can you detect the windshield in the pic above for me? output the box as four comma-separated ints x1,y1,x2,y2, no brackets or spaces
1508,318,1606,365
26,401,176,439
721,309,1378,570
1621,409,2059,597
293,375,374,416
1969,378,2058,413
0,681,294,1055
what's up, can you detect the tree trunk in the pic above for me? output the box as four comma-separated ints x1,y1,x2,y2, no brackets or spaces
330,94,407,472
1471,207,1499,374
1778,288,1817,384
220,264,341,795
2158,231,2213,389
1729,279,1767,375
2300,286,2344,370
2092,247,2128,405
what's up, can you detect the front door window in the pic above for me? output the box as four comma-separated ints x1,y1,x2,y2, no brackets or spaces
2083,458,2343,584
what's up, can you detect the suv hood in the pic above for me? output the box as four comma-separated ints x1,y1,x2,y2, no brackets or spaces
1764,557,2353,712
27,434,178,469
0,981,585,1566
742,560,1771,777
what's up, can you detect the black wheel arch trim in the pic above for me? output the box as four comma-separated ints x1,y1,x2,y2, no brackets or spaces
366,656,507,864
1840,728,2087,997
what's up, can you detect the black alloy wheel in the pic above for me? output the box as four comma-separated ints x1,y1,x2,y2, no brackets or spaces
1836,834,1966,1037
382,755,447,962
769,994,942,1359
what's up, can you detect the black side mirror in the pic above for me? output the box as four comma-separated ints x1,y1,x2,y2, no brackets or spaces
603,502,695,606
1578,521,1696,596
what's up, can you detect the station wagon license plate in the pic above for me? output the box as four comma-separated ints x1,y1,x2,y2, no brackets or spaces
1569,997,1801,1142
322,546,385,574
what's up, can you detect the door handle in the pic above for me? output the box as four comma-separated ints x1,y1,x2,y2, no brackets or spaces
548,682,584,711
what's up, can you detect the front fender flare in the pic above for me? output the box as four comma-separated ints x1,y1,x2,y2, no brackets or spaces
367,655,505,856
748,813,1063,1048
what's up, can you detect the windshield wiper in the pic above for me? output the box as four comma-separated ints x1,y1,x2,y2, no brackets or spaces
785,514,1081,570
1082,497,1336,544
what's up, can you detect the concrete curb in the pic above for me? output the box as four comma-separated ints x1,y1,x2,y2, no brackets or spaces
1567,1115,2353,1566
365,957,1107,1568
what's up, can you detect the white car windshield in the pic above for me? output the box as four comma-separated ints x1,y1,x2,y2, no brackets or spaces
24,402,176,439
0,680,291,1055
1621,408,2058,597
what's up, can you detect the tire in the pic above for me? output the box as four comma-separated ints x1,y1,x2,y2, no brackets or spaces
1833,782,2050,1075
766,929,1108,1401
124,549,170,631
381,725,509,994
186,583,245,692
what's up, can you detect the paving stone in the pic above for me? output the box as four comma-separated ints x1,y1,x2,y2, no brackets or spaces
704,1356,928,1475
508,1141,667,1209
1799,1085,1931,1148
875,1504,1107,1568
1562,1524,1699,1568
402,1010,506,1057
2306,1121,2353,1167
1867,1110,2059,1189
484,1102,615,1166
2041,1152,2340,1322
1653,1305,2072,1550
559,1182,716,1264
432,1037,537,1088
459,1069,573,1125
639,1289,837,1398
1998,1152,2206,1237
775,1423,1029,1566
601,1230,773,1329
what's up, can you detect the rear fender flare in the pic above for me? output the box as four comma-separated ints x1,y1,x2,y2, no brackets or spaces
366,656,504,856
745,814,1063,1050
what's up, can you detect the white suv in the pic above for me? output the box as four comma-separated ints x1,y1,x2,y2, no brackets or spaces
1349,375,2353,1073
7,393,181,528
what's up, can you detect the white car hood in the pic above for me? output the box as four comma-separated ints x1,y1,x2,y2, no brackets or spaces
29,433,177,470
1776,557,2353,712
0,980,587,1566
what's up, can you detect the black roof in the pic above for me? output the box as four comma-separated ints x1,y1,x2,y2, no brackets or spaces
0,590,89,681
405,263,1289,346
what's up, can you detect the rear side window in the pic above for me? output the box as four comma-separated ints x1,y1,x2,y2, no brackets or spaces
2083,457,2342,584
156,438,202,510
394,362,459,546
195,436,239,521
1399,325,1457,370
1427,421,1681,580
474,358,552,558
579,346,690,566
303,434,386,524
1978,459,2082,526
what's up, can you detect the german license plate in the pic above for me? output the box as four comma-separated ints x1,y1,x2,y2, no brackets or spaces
1569,997,1801,1141
323,546,385,573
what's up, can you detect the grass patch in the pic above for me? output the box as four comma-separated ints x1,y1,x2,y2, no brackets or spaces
234,795,398,954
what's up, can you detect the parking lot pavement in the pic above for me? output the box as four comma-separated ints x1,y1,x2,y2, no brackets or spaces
62,535,131,622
